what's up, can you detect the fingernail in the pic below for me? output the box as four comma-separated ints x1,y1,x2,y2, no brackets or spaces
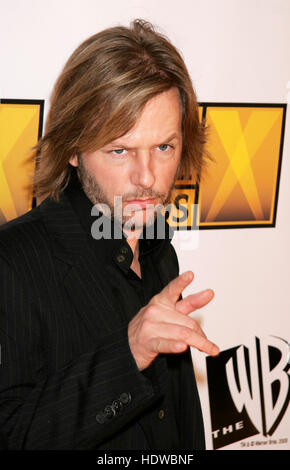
213,345,220,356
202,289,214,296
184,271,192,281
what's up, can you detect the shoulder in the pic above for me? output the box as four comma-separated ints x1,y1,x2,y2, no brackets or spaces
0,205,43,243
0,202,51,267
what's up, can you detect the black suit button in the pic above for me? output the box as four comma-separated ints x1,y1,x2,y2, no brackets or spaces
119,392,131,405
120,245,129,255
96,411,106,424
116,254,125,263
112,400,123,413
158,409,165,420
104,405,115,419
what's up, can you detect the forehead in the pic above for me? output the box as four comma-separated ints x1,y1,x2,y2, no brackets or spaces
110,87,182,146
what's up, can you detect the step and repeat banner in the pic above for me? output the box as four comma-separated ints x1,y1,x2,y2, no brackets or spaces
1,0,289,450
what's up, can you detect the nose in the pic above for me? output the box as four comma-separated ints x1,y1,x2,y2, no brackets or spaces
130,150,155,189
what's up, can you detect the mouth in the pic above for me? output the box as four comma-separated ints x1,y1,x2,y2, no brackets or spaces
123,198,157,209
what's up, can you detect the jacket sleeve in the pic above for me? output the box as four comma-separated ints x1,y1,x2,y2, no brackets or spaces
0,255,166,450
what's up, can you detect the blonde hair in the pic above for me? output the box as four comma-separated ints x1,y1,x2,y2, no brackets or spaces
33,19,210,201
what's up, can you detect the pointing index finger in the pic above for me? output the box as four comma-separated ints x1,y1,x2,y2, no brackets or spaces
156,271,194,306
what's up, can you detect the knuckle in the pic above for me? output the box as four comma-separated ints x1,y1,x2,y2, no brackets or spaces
144,305,157,318
154,337,163,353
141,318,152,336
149,295,158,306
189,319,206,337
188,318,198,331
178,326,190,340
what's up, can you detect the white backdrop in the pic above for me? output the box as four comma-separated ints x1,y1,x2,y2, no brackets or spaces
1,0,289,450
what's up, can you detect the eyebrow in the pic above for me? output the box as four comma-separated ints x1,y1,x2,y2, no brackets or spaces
108,132,179,148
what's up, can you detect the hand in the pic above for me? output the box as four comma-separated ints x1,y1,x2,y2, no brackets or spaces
128,271,219,371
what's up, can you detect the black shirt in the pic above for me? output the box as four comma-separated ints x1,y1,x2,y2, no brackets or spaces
65,172,180,450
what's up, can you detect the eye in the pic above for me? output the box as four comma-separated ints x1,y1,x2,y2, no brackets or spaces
110,148,127,156
157,144,173,152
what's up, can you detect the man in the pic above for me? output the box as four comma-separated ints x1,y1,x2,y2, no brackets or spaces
0,19,219,450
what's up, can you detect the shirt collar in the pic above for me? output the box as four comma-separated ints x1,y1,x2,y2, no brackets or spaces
65,170,174,274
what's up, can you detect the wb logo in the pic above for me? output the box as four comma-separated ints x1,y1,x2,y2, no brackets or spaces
206,336,290,449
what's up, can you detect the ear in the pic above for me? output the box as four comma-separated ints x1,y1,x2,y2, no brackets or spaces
69,154,79,167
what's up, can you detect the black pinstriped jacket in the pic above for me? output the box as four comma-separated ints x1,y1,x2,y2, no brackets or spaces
0,187,205,450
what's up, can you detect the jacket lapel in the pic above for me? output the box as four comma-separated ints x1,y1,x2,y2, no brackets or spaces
39,195,122,337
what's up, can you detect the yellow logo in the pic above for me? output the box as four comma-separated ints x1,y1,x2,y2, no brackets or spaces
0,100,43,225
171,103,286,229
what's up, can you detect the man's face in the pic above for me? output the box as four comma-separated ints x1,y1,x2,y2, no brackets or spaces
69,87,183,232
